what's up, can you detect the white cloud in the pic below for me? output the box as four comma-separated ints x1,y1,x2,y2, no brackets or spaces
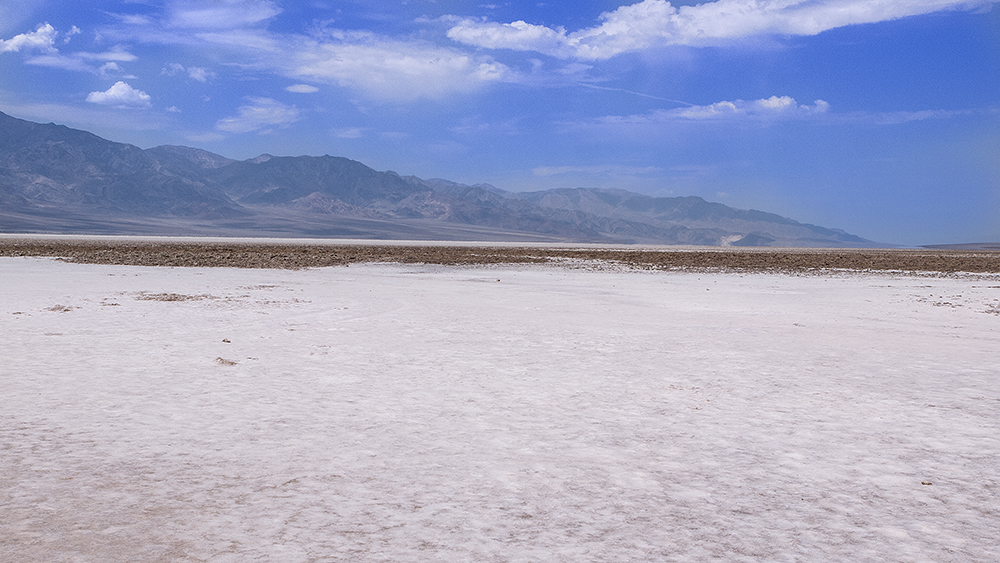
290,35,511,101
63,26,81,44
167,0,281,30
85,81,153,108
187,67,213,82
99,62,122,77
600,96,830,123
162,62,186,75
447,18,573,57
215,97,299,133
286,84,319,93
447,0,1000,59
1,23,57,54
162,63,215,82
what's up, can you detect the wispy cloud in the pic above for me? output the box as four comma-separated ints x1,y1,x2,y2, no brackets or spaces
599,96,830,124
62,25,81,43
215,97,299,133
4,22,140,74
99,7,513,102
109,13,154,26
25,54,93,72
588,97,999,131
75,47,137,62
286,84,319,93
846,107,998,125
99,62,125,77
101,0,284,48
186,131,226,143
533,164,665,176
162,62,185,75
186,66,213,81
166,0,281,30
0,2,47,33
333,127,367,139
0,97,167,130
288,34,511,101
85,81,152,108
26,46,139,74
162,62,215,82
447,0,1000,59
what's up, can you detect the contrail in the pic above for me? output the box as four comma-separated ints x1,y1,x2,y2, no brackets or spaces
578,83,695,106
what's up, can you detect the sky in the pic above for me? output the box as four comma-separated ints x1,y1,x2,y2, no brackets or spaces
1,1,998,245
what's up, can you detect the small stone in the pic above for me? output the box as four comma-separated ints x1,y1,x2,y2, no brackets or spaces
921,481,932,485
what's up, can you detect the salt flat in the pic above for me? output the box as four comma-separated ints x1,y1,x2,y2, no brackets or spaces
1,257,998,562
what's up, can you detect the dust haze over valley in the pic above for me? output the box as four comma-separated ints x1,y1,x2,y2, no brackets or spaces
0,111,878,247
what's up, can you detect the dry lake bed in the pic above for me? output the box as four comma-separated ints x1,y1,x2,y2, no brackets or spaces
2,240,999,562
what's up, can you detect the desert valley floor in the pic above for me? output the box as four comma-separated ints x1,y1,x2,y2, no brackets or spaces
2,248,999,562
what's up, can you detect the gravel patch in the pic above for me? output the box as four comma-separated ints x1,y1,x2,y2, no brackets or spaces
2,239,1000,273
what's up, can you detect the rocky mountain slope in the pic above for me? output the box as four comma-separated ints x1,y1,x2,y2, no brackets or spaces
0,111,876,245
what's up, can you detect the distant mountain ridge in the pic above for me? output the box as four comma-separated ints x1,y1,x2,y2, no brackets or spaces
0,110,877,246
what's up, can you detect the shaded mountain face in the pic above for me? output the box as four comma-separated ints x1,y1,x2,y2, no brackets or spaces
0,112,237,217
0,111,877,245
143,145,235,175
210,155,417,204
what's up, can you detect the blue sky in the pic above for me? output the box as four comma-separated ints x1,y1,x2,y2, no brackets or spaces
1,1,998,244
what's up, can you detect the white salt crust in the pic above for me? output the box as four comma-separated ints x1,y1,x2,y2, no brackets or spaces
1,257,998,562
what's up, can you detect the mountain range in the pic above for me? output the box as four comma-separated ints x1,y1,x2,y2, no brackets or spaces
0,110,875,246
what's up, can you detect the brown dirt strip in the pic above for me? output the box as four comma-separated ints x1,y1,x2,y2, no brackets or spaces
2,240,1000,273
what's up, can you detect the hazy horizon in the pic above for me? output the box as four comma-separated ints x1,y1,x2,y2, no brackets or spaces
1,1,998,245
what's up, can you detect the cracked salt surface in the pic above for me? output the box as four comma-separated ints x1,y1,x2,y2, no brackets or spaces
1,257,998,562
